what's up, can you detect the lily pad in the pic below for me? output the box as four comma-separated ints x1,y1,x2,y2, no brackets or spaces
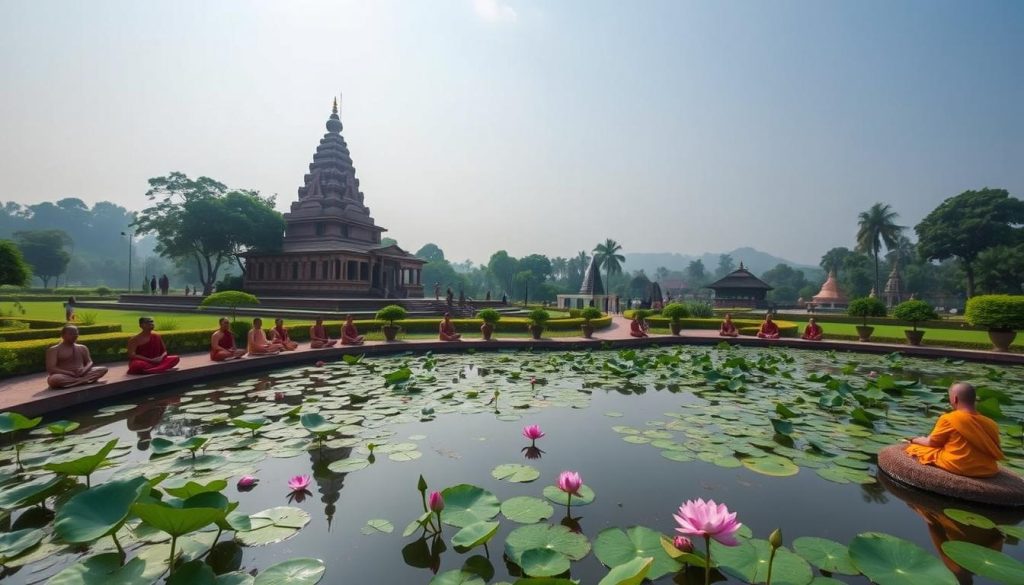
55,476,150,543
48,553,153,585
440,484,501,528
542,484,596,507
0,528,44,561
740,455,800,477
451,521,500,549
598,556,653,585
492,463,541,483
711,539,813,585
504,523,591,566
501,496,554,524
361,519,394,535
519,548,570,577
792,536,858,575
943,508,996,529
593,526,681,580
940,540,1024,584
253,558,326,585
848,532,957,585
428,570,485,585
236,507,310,546
327,458,370,473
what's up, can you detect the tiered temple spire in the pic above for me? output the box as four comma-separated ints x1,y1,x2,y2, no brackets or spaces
884,261,904,308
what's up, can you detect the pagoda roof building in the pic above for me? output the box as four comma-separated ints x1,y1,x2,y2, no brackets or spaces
706,262,773,308
811,270,848,308
578,256,605,295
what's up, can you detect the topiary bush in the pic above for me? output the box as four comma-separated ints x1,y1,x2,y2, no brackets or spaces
376,305,407,327
580,307,603,322
847,297,887,327
200,290,260,320
965,295,1024,331
476,308,502,325
661,303,690,323
892,299,938,331
527,308,550,326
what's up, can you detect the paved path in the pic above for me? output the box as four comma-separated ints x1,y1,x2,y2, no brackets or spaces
2,316,1021,417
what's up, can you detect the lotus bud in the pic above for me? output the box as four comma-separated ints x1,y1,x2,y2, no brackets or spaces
418,474,428,492
769,528,783,549
237,475,258,491
428,491,445,513
673,535,694,553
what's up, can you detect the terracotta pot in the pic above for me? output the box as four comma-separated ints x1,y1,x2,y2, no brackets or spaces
988,329,1017,352
382,325,400,342
670,322,683,335
529,325,544,340
480,323,494,341
904,330,924,346
855,325,874,342
581,323,594,338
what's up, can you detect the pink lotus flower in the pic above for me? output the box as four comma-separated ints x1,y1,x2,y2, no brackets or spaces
530,377,537,386
557,471,583,496
522,424,545,443
287,475,311,492
428,491,445,513
673,498,742,546
274,392,285,401
673,535,694,553
237,475,258,490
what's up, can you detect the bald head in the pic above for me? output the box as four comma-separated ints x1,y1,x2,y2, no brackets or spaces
949,382,976,410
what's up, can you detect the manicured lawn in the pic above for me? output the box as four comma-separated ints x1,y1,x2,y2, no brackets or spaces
784,318,1015,346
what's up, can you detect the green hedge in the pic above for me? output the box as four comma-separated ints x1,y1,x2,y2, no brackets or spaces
641,317,800,337
965,295,1024,330
1,318,69,329
0,323,122,342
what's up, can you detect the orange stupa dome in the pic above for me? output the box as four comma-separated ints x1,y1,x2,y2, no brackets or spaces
811,270,847,306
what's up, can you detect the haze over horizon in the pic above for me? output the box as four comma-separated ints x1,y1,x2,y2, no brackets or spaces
1,0,1021,266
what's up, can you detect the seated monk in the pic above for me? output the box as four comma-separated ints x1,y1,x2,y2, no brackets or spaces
802,318,823,341
630,314,648,338
309,317,337,348
757,315,780,339
439,313,462,341
127,316,180,374
719,313,739,337
211,317,246,361
270,318,299,351
248,318,283,355
46,325,108,389
906,382,1003,478
341,315,364,345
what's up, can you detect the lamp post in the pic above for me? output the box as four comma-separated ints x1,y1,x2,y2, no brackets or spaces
120,231,133,293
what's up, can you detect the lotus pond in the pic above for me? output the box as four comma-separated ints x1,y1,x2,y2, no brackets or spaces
2,346,1024,585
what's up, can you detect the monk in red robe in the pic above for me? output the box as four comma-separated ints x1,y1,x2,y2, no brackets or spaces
309,317,337,348
439,313,462,341
127,316,180,374
211,317,246,361
270,318,299,351
630,314,648,338
801,318,823,341
342,315,364,345
906,382,1004,477
757,315,780,339
719,313,739,337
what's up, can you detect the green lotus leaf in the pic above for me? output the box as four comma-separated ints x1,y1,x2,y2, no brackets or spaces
388,450,422,462
48,552,153,585
55,476,149,543
131,502,223,537
770,418,794,436
402,511,433,537
659,534,707,567
462,554,494,581
43,439,118,483
711,539,813,585
815,466,875,484
542,484,596,507
597,556,653,585
451,521,500,550
0,528,44,561
235,506,310,546
792,536,858,575
940,540,1024,584
216,572,255,585
428,570,485,585
775,403,798,419
808,578,846,585
167,559,216,585
998,524,1024,539
593,526,681,580
501,496,554,524
848,532,957,585
384,367,413,386
164,479,228,499
300,413,338,436
253,557,326,585
360,519,394,535
440,484,501,528
342,354,364,365
231,416,268,432
660,450,693,462
511,579,577,585
504,523,591,566
520,548,570,577
0,474,67,509
0,412,42,433
327,458,370,473
943,508,996,529
45,420,80,436
741,455,800,477
491,463,541,483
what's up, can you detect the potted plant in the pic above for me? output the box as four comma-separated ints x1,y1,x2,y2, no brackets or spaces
477,308,501,341
847,297,887,341
375,305,407,342
580,307,603,338
527,308,550,340
892,299,937,346
964,294,1024,352
661,302,690,335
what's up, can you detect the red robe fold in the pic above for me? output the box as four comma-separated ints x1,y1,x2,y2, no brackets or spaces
128,333,180,374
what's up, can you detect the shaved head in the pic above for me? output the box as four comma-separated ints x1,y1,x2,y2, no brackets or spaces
949,382,976,408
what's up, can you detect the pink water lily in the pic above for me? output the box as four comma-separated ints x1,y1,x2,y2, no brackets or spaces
287,474,311,491
673,535,694,553
237,475,258,490
673,498,742,546
428,491,445,513
522,424,545,444
557,471,582,496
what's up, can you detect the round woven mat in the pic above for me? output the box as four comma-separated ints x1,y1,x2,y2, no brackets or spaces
877,444,1024,507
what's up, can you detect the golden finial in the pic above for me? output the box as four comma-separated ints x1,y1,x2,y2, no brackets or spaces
332,96,338,114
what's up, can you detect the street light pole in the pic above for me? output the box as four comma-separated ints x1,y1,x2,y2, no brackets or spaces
120,231,133,293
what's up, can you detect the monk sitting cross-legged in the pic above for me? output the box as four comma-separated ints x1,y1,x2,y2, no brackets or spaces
801,318,823,341
210,317,246,361
46,325,108,389
439,313,462,341
630,314,649,338
719,313,739,337
905,382,1004,478
270,318,299,351
248,318,283,355
341,315,364,345
309,317,337,348
757,315,780,339
127,316,180,374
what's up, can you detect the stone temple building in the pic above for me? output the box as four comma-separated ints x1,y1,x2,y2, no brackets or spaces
243,99,425,298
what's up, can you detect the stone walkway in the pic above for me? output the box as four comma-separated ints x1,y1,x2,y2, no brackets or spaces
1,316,1021,417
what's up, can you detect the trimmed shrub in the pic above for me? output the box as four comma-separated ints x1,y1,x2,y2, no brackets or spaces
680,301,714,318
527,308,550,326
76,311,100,326
376,305,407,327
200,291,260,320
476,308,502,325
580,307,603,322
848,297,887,326
94,286,111,296
892,300,938,331
0,323,122,342
6,318,68,329
965,295,1024,331
661,303,690,323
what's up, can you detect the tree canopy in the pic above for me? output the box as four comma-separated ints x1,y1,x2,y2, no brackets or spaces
855,202,903,296
0,239,31,287
14,230,71,288
593,238,624,289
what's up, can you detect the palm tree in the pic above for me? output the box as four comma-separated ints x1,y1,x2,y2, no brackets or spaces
855,203,904,295
593,239,625,292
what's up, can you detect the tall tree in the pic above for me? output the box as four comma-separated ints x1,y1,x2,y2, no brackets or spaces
655,266,670,284
855,202,904,296
415,243,446,263
0,240,31,287
819,247,854,275
593,239,624,291
487,250,518,297
916,188,1024,297
685,260,706,286
714,254,735,279
974,245,1024,295
14,230,71,289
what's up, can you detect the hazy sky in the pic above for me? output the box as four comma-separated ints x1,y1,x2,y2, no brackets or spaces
1,0,1021,266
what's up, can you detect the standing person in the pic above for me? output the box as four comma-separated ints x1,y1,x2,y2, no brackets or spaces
64,296,76,322
184,285,190,296
142,276,149,294
150,275,157,295
45,325,108,388
341,315,365,345
485,290,491,301
501,292,508,305
127,316,180,374
159,274,169,295
434,282,441,300
270,318,299,351
309,317,337,348
446,288,454,307
458,288,466,306
247,318,283,355
211,317,246,361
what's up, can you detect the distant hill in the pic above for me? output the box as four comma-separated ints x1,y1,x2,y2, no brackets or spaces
622,247,823,280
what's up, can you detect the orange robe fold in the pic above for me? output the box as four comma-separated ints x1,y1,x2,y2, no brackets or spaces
905,410,1003,477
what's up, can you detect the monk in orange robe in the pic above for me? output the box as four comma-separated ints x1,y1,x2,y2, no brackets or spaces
248,318,283,355
719,314,739,337
757,315,780,339
342,315,364,345
270,318,299,351
211,318,246,361
906,382,1004,477
127,316,180,374
629,314,648,338
801,318,823,341
439,313,462,341
309,317,337,348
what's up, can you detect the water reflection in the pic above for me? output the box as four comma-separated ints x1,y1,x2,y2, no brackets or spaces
521,446,544,460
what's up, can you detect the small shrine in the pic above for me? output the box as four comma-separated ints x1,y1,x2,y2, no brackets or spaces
556,256,620,312
883,261,904,308
811,270,848,309
706,262,773,309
